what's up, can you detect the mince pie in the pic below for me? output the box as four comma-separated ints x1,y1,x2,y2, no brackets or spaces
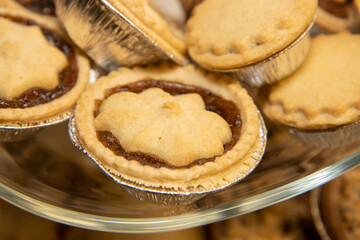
263,32,360,130
0,2,89,123
73,64,266,192
262,32,360,147
186,0,317,70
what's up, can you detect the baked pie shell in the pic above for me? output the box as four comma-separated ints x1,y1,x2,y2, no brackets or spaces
263,32,360,130
75,65,262,191
186,0,317,70
0,2,90,122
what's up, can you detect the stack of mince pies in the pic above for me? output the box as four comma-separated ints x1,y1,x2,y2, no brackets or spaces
3,0,360,205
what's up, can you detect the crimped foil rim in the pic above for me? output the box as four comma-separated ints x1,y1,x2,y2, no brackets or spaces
0,66,99,130
100,0,187,66
0,109,72,130
68,111,267,196
287,119,360,148
196,16,315,87
0,67,97,131
54,0,188,69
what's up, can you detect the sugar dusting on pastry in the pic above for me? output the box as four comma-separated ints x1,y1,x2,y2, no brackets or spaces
0,17,68,100
94,88,232,166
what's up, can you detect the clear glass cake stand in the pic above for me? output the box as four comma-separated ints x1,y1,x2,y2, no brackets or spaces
0,121,359,233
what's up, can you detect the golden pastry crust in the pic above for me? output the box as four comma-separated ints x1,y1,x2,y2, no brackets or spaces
186,0,317,70
0,17,68,100
0,3,90,122
106,0,188,65
94,88,232,166
263,32,360,130
75,64,262,191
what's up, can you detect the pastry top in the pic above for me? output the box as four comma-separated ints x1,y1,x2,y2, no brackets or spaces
186,0,317,70
263,32,360,130
94,88,232,166
0,2,90,122
106,0,188,64
0,17,68,100
75,64,263,191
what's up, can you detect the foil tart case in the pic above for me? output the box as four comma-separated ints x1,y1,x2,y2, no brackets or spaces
68,113,267,206
288,120,360,148
0,110,72,142
203,21,314,88
0,68,97,143
54,0,188,71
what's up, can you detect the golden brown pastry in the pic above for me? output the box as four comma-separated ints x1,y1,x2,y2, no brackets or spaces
0,0,89,123
186,0,317,70
74,64,265,192
263,32,360,130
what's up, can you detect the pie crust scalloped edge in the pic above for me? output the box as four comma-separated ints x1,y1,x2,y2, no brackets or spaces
262,32,360,130
0,2,90,122
75,64,262,191
186,0,317,70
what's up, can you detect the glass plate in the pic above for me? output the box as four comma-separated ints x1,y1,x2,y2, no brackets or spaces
0,120,360,233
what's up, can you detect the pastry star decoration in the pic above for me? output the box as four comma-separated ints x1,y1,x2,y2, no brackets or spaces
0,17,68,100
94,88,232,166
